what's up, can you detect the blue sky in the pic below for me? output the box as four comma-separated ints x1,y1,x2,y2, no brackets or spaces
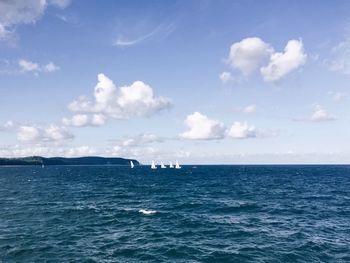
0,0,350,164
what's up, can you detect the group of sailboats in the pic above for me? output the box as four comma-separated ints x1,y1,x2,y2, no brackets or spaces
129,160,181,169
151,160,181,169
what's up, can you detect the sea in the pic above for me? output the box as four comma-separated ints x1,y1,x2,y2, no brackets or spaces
0,165,349,262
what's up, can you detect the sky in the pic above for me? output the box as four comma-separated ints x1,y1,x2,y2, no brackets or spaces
0,0,350,164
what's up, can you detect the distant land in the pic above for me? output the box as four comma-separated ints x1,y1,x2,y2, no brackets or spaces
0,156,140,166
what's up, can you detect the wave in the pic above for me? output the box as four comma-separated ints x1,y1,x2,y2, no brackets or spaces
139,209,157,215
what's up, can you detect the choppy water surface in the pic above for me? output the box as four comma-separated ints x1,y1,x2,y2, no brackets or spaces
0,165,349,262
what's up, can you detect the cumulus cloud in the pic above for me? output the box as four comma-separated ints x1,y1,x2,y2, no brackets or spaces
18,59,60,74
223,37,306,82
310,105,337,122
226,122,257,139
179,112,226,140
17,126,41,142
294,105,337,122
62,114,106,127
219,71,233,83
0,0,71,43
68,73,171,119
261,39,306,81
179,112,272,140
17,124,73,143
91,114,106,126
227,37,273,75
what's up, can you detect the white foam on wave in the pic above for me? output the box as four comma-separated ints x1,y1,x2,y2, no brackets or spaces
139,209,157,215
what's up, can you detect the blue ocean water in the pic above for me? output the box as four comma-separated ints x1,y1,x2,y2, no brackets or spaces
0,165,349,262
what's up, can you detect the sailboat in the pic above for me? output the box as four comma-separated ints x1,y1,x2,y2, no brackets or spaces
130,161,134,169
151,160,157,169
169,161,174,168
160,161,166,169
175,160,181,169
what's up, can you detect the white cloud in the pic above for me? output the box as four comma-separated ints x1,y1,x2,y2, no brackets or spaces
91,114,106,126
68,73,172,119
243,104,257,113
62,114,88,127
219,71,232,83
0,0,71,42
113,22,175,47
227,122,257,139
44,62,60,72
48,0,72,9
1,144,348,164
328,39,350,75
108,145,159,159
310,105,337,122
0,1,46,28
179,112,226,140
179,112,271,140
227,37,273,75
18,59,60,74
19,59,39,72
0,120,15,131
17,124,73,143
174,150,191,158
0,145,55,158
329,91,346,102
0,144,97,158
62,114,106,127
17,126,40,142
261,39,306,81
114,27,160,47
333,92,345,101
0,23,11,41
119,133,163,147
223,38,306,82
65,146,96,157
45,125,73,141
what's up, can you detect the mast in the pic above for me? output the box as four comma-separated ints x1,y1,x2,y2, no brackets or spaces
175,160,181,169
160,161,166,168
151,160,157,169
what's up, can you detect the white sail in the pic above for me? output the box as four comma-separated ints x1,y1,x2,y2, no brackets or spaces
175,160,181,169
160,161,166,168
130,161,134,168
169,161,174,168
151,160,157,169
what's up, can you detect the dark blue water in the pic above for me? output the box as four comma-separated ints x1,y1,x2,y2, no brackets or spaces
0,165,349,262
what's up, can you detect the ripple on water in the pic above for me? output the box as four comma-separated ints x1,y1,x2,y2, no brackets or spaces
0,165,349,262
